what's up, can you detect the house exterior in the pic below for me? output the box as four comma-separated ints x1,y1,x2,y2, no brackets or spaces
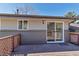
0,14,74,44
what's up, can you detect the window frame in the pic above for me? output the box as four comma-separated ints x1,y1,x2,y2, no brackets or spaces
17,19,29,30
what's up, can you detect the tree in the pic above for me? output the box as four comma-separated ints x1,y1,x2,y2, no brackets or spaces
64,11,77,17
15,6,38,15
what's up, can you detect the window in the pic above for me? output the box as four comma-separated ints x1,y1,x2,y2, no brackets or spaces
18,20,28,30
18,21,22,29
24,21,27,29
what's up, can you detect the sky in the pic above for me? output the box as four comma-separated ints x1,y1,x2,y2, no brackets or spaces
0,3,79,16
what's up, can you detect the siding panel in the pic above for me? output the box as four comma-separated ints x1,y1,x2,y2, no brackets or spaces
1,18,17,30
0,30,46,44
0,18,69,30
29,20,46,30
0,30,69,44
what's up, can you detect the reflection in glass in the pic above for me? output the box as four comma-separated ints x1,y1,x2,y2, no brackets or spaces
47,22,55,41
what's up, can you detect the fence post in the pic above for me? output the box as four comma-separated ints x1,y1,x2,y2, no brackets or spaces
69,33,71,43
12,36,14,52
19,34,21,45
78,34,79,44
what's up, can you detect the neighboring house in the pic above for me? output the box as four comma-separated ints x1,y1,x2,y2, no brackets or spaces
0,14,74,44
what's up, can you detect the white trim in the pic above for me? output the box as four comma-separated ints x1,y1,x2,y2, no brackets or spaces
17,19,18,30
46,21,64,43
55,22,56,41
63,22,64,43
0,17,1,30
46,20,47,42
17,19,29,30
28,19,30,30
47,41,64,43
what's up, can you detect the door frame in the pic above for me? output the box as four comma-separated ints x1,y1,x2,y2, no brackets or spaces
46,21,64,43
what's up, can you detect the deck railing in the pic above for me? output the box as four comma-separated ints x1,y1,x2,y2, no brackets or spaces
0,33,21,56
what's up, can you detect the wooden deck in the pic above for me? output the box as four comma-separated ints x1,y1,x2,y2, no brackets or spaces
12,43,79,56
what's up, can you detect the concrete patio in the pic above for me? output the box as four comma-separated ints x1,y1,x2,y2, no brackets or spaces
12,43,79,56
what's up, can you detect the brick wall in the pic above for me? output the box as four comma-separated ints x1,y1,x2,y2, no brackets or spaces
0,33,21,56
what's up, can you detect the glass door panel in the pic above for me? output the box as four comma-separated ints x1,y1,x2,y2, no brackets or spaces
47,22,55,41
55,22,63,41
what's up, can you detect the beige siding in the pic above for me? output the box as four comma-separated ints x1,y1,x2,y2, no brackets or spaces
0,30,69,44
29,18,69,30
29,20,46,30
0,17,71,30
1,18,17,30
64,23,69,30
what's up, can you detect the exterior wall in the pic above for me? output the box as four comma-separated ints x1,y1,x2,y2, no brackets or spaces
28,18,70,30
29,20,46,30
0,30,69,44
1,18,17,30
21,30,46,44
64,23,69,30
64,30,69,43
0,17,70,30
0,17,71,44
0,30,46,44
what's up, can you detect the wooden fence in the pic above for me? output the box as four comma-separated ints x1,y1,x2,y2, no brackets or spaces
69,32,79,45
0,33,21,56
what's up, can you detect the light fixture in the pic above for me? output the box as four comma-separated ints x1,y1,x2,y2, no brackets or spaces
42,20,45,24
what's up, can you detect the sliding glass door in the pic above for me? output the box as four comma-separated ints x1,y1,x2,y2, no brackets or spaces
47,21,64,43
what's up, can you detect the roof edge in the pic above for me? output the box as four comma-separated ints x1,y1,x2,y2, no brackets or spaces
0,13,77,19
